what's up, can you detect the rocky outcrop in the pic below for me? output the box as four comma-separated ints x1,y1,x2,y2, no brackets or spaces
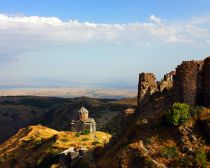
203,57,210,107
173,60,203,105
137,73,157,106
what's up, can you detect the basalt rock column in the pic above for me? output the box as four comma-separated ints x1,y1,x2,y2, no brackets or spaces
203,57,210,107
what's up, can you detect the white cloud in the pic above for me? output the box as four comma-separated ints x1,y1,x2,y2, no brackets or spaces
0,13,210,62
149,15,161,24
206,40,210,44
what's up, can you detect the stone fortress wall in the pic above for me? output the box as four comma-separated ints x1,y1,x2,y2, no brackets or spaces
203,57,210,107
173,60,203,106
137,56,210,108
137,73,157,106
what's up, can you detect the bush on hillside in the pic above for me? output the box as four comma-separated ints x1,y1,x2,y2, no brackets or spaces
81,138,89,141
0,157,4,164
206,118,210,126
190,106,204,118
179,149,207,168
166,103,190,125
75,132,80,137
194,148,207,168
180,156,193,167
81,130,90,135
92,141,100,145
160,146,178,158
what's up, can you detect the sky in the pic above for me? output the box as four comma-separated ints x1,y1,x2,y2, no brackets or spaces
0,0,210,89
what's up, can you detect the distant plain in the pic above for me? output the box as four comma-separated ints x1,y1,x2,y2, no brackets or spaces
0,87,137,99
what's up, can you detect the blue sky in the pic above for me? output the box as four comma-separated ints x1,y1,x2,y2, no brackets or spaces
0,0,210,89
1,0,210,22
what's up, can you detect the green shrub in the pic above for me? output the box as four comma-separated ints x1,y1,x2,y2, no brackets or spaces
92,141,100,145
146,137,155,145
37,158,43,166
81,138,89,141
194,149,207,168
160,146,178,158
34,138,43,146
75,132,80,137
180,156,193,167
144,157,156,168
81,130,90,135
190,106,204,118
31,138,44,149
0,157,5,164
47,148,60,155
206,118,210,126
166,103,190,125
60,138,69,142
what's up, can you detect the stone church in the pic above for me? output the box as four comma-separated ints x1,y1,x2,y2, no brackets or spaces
70,107,96,133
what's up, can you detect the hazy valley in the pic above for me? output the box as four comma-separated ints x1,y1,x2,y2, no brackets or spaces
0,88,137,99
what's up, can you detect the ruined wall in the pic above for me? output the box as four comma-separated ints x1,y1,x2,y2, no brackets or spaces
137,57,210,109
173,61,203,105
137,72,174,111
158,71,175,92
137,73,157,106
203,57,210,107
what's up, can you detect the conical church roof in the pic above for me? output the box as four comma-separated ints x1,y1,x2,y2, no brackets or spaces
78,106,89,113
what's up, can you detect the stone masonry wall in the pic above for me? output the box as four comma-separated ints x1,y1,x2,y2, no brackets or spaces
203,57,210,107
158,71,175,92
137,73,157,106
173,61,203,105
137,57,210,110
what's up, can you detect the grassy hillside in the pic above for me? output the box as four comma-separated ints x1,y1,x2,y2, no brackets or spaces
0,125,111,168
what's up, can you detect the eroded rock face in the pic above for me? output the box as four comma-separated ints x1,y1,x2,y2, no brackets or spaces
203,57,210,107
173,61,203,105
137,73,157,106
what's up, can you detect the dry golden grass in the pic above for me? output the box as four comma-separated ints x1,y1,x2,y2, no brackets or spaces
50,164,60,168
199,108,210,120
0,125,111,168
53,131,111,150
20,125,59,142
16,125,111,150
